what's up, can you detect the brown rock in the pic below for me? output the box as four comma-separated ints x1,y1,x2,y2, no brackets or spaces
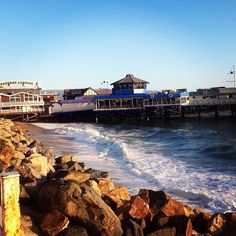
58,226,89,236
37,180,123,235
11,157,22,167
208,213,225,235
37,180,60,211
221,212,236,236
43,148,55,165
110,186,130,201
123,219,144,236
29,154,50,176
224,212,236,226
11,133,26,144
20,215,42,236
147,227,176,236
0,127,12,138
20,184,31,205
62,161,84,172
27,140,37,148
192,208,211,233
86,180,102,196
168,215,192,236
18,169,35,184
14,150,25,160
56,155,78,165
152,214,169,228
138,189,186,217
55,181,123,235
0,145,15,166
183,205,194,217
129,196,150,219
40,209,69,236
98,178,115,195
85,168,110,180
191,230,204,236
28,165,42,179
16,142,30,154
50,170,69,179
104,186,131,209
63,171,90,183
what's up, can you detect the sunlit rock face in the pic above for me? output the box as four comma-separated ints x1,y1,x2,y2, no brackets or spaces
0,172,21,236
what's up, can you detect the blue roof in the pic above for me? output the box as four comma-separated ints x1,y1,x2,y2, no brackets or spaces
94,93,150,100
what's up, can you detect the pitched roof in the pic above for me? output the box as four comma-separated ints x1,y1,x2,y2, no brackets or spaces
64,87,97,96
111,74,149,85
95,89,112,95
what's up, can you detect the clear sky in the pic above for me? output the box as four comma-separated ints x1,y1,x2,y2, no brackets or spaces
0,0,236,91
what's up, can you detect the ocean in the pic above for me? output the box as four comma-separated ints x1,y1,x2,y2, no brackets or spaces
32,119,236,213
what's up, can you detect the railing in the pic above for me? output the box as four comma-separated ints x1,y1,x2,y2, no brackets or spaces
0,108,44,115
0,101,44,107
190,99,236,106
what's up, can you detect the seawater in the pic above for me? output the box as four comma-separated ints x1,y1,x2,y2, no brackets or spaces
34,119,236,213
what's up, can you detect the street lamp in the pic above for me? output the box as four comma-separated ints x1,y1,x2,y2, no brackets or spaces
227,65,236,88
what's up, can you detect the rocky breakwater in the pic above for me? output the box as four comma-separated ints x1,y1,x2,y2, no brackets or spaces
0,118,235,236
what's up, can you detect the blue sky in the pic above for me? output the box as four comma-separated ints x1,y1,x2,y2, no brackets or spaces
0,0,236,91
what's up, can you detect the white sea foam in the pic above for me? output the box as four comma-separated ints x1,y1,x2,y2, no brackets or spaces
33,122,236,212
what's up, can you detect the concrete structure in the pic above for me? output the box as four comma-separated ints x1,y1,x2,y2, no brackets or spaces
0,172,20,236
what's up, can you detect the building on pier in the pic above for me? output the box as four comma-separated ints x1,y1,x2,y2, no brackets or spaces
94,74,190,111
51,87,106,121
0,81,44,120
189,87,236,105
144,91,189,107
94,74,150,111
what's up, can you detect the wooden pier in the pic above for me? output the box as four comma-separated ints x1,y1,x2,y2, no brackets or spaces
94,103,236,123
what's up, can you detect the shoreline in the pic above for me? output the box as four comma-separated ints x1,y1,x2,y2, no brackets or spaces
18,122,152,193
1,118,234,235
18,121,236,214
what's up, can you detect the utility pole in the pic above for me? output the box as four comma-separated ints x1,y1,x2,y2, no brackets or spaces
227,65,236,88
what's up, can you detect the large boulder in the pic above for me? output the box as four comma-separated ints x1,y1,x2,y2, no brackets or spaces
103,186,131,209
37,179,60,211
29,154,50,176
63,171,90,183
123,219,144,236
40,209,69,236
56,155,78,165
128,196,150,220
207,213,225,235
168,215,192,236
37,180,123,235
138,189,187,218
192,208,211,233
61,161,85,172
115,195,150,223
58,226,89,236
85,168,110,180
0,144,15,166
147,227,176,236
98,178,115,195
20,215,42,236
86,180,102,196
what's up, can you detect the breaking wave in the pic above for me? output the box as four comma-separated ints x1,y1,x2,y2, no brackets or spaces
34,121,236,212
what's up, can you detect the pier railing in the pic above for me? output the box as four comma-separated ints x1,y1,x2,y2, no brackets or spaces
189,98,236,106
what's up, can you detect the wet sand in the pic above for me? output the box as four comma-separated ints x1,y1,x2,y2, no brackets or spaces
16,122,148,193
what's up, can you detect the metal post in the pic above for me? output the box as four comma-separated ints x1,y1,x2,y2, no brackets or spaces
0,172,21,236
227,65,236,88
